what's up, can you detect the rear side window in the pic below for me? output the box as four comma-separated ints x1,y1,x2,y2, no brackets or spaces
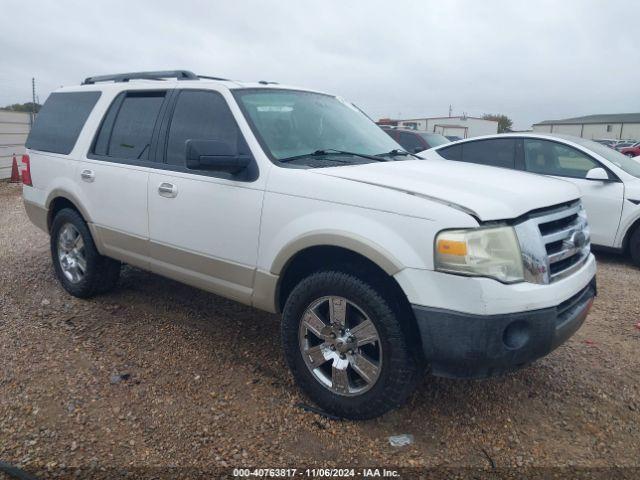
26,91,101,154
166,90,244,166
461,139,516,169
93,91,165,161
438,143,462,160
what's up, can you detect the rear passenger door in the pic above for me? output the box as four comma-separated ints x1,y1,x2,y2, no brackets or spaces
146,89,264,304
80,89,171,267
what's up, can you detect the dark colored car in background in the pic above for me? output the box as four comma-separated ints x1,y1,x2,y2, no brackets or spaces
382,127,450,152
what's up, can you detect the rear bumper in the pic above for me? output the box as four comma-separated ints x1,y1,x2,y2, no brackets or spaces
23,198,48,233
413,277,596,379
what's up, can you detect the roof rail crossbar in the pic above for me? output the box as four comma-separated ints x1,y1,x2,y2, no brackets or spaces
82,70,198,85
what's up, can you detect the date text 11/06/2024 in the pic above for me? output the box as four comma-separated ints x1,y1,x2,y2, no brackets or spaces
233,468,400,477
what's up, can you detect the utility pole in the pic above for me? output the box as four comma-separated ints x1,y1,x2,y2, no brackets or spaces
31,77,36,127
448,105,452,117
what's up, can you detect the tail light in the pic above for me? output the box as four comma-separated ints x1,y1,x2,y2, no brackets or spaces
21,154,32,186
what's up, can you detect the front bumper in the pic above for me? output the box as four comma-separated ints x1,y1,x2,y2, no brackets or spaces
413,276,596,379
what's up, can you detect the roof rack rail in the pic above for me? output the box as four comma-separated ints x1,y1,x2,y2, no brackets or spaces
198,75,231,81
82,70,198,85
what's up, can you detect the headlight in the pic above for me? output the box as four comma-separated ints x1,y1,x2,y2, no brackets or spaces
435,226,524,283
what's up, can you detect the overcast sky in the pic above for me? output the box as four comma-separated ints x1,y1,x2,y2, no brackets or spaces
2,0,638,129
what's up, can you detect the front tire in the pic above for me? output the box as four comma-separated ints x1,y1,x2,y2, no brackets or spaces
50,208,121,298
281,270,422,419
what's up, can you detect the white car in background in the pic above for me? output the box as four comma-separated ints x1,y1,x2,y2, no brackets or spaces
420,133,640,265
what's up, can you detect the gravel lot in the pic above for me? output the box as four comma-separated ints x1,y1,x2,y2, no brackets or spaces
1,181,640,478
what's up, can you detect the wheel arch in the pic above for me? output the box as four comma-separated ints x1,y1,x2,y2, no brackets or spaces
274,242,423,360
46,189,92,232
621,214,640,253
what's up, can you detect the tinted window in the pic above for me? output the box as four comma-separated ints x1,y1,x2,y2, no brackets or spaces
438,143,462,160
166,91,241,166
397,132,424,152
461,139,516,169
94,92,165,160
524,139,600,178
26,91,101,154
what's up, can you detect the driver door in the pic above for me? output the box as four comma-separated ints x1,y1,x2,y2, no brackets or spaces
147,89,264,304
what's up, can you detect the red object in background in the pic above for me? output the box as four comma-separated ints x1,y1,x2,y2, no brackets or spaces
21,154,32,186
635,322,640,330
9,155,21,183
620,146,640,158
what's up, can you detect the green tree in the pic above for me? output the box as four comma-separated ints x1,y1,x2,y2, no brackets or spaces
1,102,41,113
482,113,513,133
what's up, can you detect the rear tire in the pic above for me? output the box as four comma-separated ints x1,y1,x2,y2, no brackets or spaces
50,208,121,298
281,270,422,419
629,227,640,267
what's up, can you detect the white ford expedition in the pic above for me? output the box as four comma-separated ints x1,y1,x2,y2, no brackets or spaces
22,70,596,419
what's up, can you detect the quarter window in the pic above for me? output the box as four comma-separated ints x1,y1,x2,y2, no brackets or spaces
166,91,243,166
26,91,101,154
523,139,600,178
460,139,516,169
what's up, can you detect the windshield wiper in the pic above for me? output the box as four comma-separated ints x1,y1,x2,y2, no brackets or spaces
376,149,421,159
279,149,387,163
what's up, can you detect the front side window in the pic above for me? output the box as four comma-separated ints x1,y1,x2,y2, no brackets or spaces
166,90,243,166
93,91,165,160
570,137,640,178
233,89,400,167
524,139,599,178
460,138,516,169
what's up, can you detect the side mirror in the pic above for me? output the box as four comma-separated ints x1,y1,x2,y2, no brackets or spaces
186,139,250,174
585,167,610,181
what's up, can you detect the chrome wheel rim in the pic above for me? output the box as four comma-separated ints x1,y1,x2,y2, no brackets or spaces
298,296,382,397
57,224,86,284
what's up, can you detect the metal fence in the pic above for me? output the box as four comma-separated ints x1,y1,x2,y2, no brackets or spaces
0,110,31,179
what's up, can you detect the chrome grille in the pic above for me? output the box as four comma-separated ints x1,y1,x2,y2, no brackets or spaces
514,200,591,284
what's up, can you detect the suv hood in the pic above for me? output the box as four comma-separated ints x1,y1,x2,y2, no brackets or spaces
312,159,580,221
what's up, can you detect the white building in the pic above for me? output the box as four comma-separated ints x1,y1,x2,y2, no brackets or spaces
0,110,31,179
384,116,498,139
532,113,640,140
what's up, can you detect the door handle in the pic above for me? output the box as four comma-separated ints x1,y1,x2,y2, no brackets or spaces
158,182,178,198
80,169,95,183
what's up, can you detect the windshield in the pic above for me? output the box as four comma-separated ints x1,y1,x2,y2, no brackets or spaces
572,137,640,178
233,89,401,166
419,132,451,148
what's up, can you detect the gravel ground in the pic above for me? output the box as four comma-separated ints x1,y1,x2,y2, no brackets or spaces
1,181,640,478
